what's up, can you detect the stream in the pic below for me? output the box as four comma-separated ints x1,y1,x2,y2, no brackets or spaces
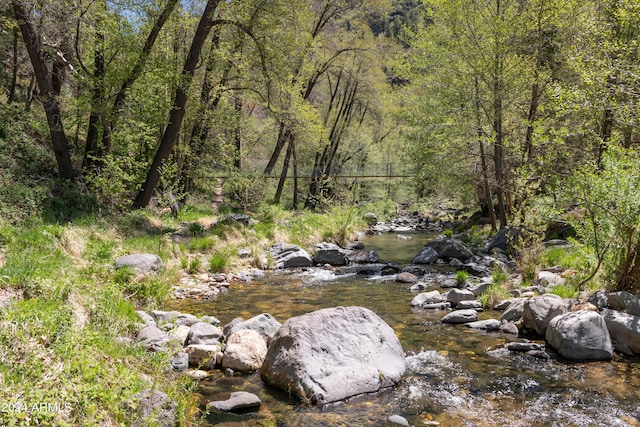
167,231,640,427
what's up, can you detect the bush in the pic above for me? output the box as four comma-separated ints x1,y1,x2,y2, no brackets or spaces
209,251,231,273
455,270,469,285
567,148,640,292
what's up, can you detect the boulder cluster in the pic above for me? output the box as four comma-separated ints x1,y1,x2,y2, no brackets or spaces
133,306,406,412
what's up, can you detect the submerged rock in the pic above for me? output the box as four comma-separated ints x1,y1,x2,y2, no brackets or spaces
207,391,261,413
261,306,405,404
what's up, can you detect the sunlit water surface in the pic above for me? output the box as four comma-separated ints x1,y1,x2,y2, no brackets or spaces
167,232,640,427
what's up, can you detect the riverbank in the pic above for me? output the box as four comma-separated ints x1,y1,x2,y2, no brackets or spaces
2,202,638,426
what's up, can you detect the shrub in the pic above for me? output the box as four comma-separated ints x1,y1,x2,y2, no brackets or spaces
455,270,469,285
567,148,640,292
209,251,231,273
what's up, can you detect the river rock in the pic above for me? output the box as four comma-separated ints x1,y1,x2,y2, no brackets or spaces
587,290,610,310
426,238,473,261
136,310,156,326
441,309,478,324
132,389,175,427
446,288,475,306
403,265,428,276
469,281,492,297
387,415,411,426
151,310,181,324
411,291,443,307
506,342,543,352
222,329,268,372
268,243,312,268
607,291,640,316
185,344,223,369
185,322,223,346
167,325,190,345
462,262,492,277
207,391,262,413
456,300,483,311
176,313,200,327
226,313,282,344
381,264,401,275
501,299,526,322
171,352,189,372
410,282,428,291
500,321,520,334
346,241,365,250
537,271,565,286
466,319,500,330
421,302,452,310
396,272,418,283
364,212,378,226
260,306,406,404
137,325,170,352
411,246,439,264
348,249,380,264
485,227,521,253
313,242,348,266
545,310,613,360
523,294,566,336
600,308,640,355
115,253,163,274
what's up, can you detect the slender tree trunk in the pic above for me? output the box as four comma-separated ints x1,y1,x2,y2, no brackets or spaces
234,96,242,170
264,121,290,175
492,0,507,229
274,135,293,204
8,26,18,103
134,0,220,208
83,25,105,169
292,138,299,209
475,77,497,231
13,0,74,180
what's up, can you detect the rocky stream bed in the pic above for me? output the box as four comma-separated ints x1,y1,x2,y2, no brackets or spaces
120,214,640,427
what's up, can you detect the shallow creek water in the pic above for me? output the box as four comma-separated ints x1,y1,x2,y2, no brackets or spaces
167,232,640,427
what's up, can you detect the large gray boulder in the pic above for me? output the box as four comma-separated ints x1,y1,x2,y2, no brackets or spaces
260,306,405,404
313,242,348,266
222,329,268,372
116,254,163,274
268,243,312,269
426,238,473,261
522,294,566,336
601,309,640,355
411,246,439,264
545,310,613,360
226,313,282,344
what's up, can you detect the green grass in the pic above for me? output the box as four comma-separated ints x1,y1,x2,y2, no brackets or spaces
455,270,469,285
209,251,231,273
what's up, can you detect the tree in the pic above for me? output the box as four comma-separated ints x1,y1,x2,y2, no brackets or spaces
134,0,221,208
12,0,74,180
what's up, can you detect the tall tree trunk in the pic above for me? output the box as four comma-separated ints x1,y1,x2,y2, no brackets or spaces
13,0,74,180
492,0,507,229
8,26,18,103
83,24,105,169
292,138,299,209
234,96,242,171
475,77,497,231
274,134,294,204
134,0,220,208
